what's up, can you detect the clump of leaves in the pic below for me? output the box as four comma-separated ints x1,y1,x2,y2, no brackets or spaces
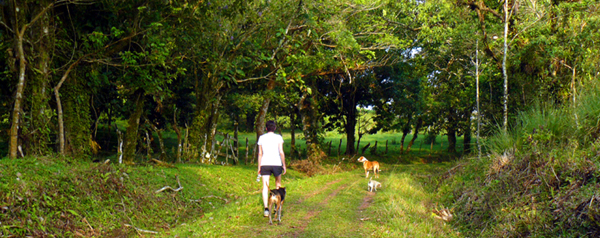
423,133,437,145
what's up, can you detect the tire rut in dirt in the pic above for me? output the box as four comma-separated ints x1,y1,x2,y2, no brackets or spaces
284,179,350,237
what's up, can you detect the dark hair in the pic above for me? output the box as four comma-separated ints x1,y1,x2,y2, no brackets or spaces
266,120,276,132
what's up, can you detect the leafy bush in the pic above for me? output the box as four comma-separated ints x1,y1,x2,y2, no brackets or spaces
424,133,437,145
439,86,600,237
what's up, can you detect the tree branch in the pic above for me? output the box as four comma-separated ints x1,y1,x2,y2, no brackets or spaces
235,68,278,83
124,224,158,235
462,0,503,21
155,175,183,193
0,20,13,34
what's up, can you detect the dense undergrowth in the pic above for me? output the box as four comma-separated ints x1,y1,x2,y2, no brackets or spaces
439,83,600,237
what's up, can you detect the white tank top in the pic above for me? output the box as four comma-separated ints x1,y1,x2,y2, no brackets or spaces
257,132,284,166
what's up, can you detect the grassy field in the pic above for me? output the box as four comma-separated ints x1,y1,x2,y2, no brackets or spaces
210,130,466,166
0,129,466,237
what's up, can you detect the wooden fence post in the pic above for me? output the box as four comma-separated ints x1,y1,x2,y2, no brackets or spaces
338,139,342,157
385,140,388,154
245,138,249,164
361,142,371,154
372,141,378,154
253,143,258,163
430,140,433,156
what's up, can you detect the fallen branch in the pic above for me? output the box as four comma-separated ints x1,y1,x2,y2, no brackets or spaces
83,217,94,233
155,175,183,193
124,223,158,235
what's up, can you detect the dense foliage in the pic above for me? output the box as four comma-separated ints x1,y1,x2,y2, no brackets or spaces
1,0,598,160
438,83,600,236
1,0,600,236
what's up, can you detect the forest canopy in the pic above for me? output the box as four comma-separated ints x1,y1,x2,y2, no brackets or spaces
1,0,598,161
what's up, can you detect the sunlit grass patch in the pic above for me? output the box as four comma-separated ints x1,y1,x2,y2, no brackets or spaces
362,164,461,237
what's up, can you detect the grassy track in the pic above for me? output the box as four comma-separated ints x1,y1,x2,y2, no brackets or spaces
163,163,460,237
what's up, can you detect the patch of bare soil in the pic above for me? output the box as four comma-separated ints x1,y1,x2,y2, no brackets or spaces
357,191,376,230
359,192,375,210
293,179,342,205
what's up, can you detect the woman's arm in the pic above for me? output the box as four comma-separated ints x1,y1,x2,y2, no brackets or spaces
257,145,263,174
278,143,286,175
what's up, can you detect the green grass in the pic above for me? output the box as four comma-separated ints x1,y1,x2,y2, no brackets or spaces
0,123,471,237
0,154,460,237
0,156,304,236
161,163,459,237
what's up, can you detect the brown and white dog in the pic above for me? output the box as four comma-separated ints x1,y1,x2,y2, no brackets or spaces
268,187,286,225
357,156,380,178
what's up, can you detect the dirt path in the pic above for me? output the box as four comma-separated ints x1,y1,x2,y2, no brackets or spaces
163,165,459,237
284,180,349,237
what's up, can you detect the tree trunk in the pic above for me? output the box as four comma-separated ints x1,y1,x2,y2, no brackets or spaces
502,0,509,132
298,92,323,164
356,133,363,153
476,39,481,159
123,90,145,162
463,123,472,154
208,94,222,159
28,3,53,155
9,30,27,159
8,0,55,158
447,128,456,153
400,130,408,153
190,72,224,160
54,61,80,155
345,103,357,155
255,97,271,139
147,119,166,159
406,118,423,152
255,80,276,141
173,108,182,162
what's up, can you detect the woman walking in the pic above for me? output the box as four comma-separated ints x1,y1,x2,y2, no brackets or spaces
257,120,287,217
